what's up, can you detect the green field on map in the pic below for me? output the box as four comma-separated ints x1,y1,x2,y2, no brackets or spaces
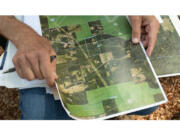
40,16,165,119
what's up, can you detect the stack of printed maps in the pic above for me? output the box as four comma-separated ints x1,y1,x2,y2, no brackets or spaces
39,16,180,119
1,15,180,119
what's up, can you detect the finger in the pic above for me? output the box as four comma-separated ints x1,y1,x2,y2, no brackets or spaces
141,34,146,41
146,23,159,56
12,56,25,79
50,51,58,89
39,51,57,87
51,59,58,79
142,40,148,48
142,16,155,26
18,57,35,81
50,52,58,88
141,26,146,34
145,25,151,33
141,34,148,48
26,54,44,80
129,16,142,44
50,55,58,87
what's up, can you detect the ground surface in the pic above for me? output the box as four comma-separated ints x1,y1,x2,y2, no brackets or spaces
0,76,180,120
0,87,21,120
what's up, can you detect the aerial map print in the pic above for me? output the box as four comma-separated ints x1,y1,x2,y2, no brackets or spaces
150,16,180,76
40,16,166,119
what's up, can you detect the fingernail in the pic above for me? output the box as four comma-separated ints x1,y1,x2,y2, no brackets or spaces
132,38,139,44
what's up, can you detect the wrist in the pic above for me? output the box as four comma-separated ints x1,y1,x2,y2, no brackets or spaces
0,16,40,49
11,26,40,49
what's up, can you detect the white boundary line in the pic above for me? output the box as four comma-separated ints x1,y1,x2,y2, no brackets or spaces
169,15,180,37
155,15,163,24
158,73,180,78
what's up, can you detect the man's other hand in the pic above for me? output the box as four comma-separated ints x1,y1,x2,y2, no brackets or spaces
129,16,160,56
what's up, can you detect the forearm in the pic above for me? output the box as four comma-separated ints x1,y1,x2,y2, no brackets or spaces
0,16,40,49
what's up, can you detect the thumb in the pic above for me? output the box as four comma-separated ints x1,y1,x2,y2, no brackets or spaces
129,16,142,44
52,59,58,80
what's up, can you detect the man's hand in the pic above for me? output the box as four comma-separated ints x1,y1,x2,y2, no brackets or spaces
129,16,160,56
12,34,58,87
0,16,58,87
